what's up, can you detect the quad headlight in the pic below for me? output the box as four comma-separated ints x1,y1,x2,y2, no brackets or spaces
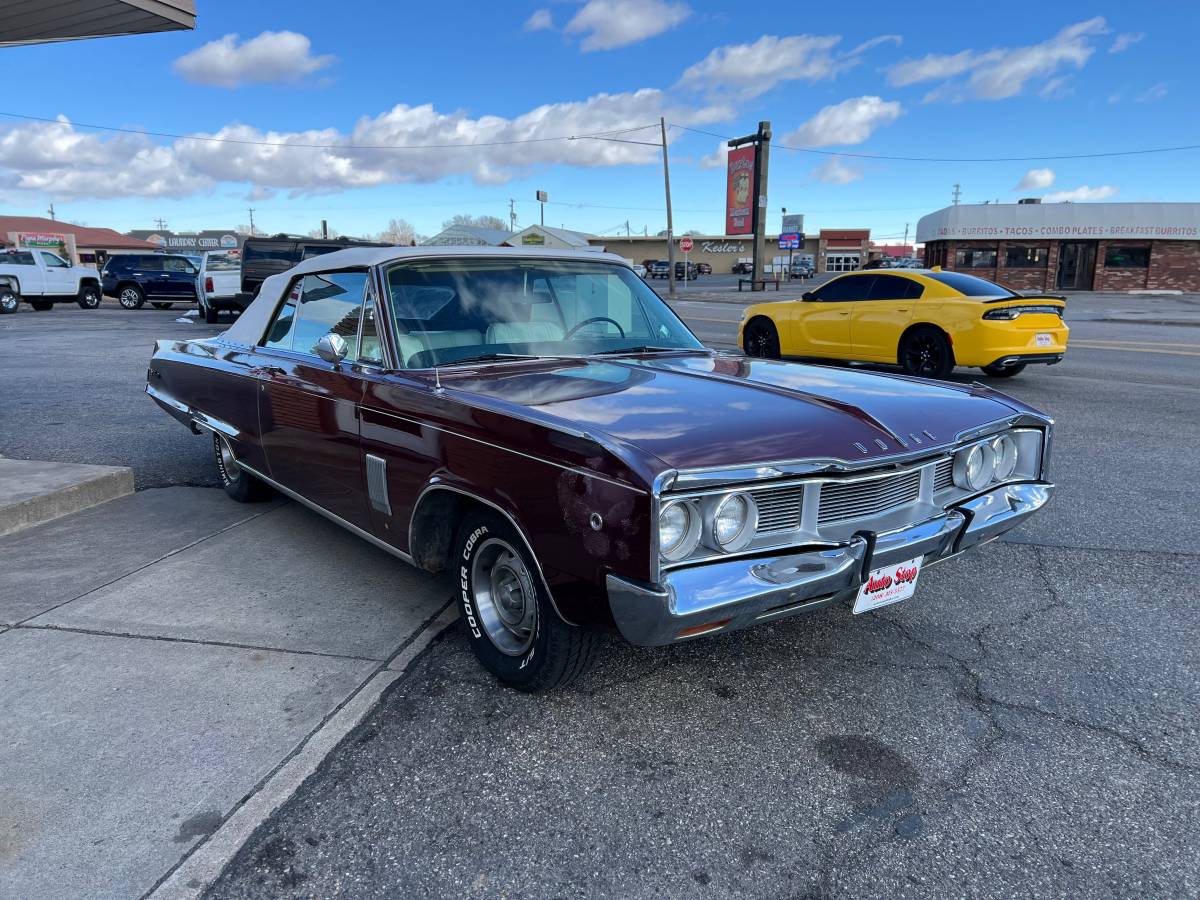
707,491,758,553
658,499,701,562
952,429,1041,492
658,490,760,562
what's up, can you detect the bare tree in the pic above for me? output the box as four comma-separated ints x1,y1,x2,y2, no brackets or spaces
376,217,421,245
442,213,509,232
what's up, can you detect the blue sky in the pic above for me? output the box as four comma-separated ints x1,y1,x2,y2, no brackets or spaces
1,0,1194,242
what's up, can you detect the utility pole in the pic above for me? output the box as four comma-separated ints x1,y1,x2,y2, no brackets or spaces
625,220,630,237
48,203,57,221
247,208,256,235
952,184,961,206
659,118,677,296
508,198,517,233
321,219,328,239
903,223,909,248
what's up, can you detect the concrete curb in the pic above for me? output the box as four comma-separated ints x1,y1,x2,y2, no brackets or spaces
0,459,134,537
146,602,459,900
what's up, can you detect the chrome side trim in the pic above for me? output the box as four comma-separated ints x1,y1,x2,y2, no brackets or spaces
409,481,574,625
147,383,242,440
365,454,391,516
233,459,416,567
361,405,646,494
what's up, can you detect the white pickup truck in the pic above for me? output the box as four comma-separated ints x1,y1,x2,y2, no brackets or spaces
0,248,102,313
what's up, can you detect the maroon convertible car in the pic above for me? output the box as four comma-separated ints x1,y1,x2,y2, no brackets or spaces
147,247,1054,691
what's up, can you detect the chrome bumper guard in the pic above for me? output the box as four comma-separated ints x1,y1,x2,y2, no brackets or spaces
607,481,1053,647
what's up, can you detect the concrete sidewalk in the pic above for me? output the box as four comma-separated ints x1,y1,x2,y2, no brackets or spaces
0,487,453,900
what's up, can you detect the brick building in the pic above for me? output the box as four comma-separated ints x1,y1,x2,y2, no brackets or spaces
917,201,1200,292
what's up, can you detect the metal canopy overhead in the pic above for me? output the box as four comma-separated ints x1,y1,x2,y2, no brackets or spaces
0,0,195,47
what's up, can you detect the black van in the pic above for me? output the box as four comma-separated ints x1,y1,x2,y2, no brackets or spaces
233,235,390,312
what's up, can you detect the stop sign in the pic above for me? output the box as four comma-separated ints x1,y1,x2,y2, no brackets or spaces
679,237,693,252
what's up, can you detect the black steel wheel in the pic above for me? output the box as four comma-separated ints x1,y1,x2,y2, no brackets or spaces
743,317,781,359
899,327,954,379
981,362,1028,378
0,287,18,314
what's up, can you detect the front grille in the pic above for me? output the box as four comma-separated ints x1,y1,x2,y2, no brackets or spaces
749,484,804,533
818,469,922,525
933,457,954,492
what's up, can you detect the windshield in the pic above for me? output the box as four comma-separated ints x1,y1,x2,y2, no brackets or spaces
385,258,703,368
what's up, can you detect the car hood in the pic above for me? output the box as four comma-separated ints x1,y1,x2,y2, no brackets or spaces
445,352,1027,474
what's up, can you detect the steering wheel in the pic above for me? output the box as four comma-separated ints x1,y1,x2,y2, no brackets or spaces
563,316,625,340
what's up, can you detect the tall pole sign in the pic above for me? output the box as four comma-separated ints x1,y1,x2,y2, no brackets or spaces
726,121,771,289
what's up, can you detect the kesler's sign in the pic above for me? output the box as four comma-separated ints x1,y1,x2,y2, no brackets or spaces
726,146,755,236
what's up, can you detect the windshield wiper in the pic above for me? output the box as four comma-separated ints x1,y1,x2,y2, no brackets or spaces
447,352,546,366
589,345,682,356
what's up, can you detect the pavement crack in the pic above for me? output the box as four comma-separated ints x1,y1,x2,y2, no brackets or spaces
13,622,384,663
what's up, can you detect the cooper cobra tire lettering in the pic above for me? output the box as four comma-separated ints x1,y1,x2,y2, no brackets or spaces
459,526,487,638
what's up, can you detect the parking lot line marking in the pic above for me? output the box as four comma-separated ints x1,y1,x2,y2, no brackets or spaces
1069,342,1200,357
1071,338,1200,349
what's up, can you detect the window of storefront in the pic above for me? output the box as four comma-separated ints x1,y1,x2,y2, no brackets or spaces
1004,245,1049,267
826,254,860,272
955,247,997,268
1104,245,1151,267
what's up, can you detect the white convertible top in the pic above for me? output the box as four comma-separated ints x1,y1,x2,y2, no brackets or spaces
221,245,630,346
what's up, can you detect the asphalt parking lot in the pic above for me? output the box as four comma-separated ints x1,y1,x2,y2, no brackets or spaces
2,291,1199,898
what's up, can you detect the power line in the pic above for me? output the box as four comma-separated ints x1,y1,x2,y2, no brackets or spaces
0,111,661,151
671,124,1200,163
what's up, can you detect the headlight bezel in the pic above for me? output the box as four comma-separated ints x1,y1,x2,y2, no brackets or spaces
952,428,1042,493
703,491,759,553
658,499,701,562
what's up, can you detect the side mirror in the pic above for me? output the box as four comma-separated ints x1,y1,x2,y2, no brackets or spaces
801,291,817,301
315,332,348,365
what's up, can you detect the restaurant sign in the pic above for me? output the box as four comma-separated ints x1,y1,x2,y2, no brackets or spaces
725,146,756,236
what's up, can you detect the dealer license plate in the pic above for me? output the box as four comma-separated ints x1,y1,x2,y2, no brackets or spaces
1035,333,1053,347
853,556,923,615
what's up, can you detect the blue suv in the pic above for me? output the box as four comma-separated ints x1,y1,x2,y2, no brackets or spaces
101,253,199,310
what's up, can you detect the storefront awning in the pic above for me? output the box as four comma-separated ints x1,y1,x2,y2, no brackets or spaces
0,0,195,47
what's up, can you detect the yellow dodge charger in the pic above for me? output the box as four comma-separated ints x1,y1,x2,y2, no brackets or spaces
740,268,1069,379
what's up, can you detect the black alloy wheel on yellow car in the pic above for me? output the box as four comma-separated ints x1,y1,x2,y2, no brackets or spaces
981,362,1027,378
743,317,781,359
900,326,954,379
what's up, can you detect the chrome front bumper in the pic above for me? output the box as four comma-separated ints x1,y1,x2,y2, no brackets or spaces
607,482,1053,647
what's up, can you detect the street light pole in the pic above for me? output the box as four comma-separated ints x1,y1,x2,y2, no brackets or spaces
660,117,676,297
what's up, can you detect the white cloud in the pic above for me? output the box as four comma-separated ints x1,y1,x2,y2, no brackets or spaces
785,96,902,147
1014,167,1055,191
697,141,728,169
0,115,207,198
0,92,728,200
1042,184,1119,202
565,0,690,51
524,9,553,31
812,156,863,184
173,31,335,87
1038,76,1073,99
887,17,1107,101
679,34,858,99
1136,82,1168,102
1109,32,1144,53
